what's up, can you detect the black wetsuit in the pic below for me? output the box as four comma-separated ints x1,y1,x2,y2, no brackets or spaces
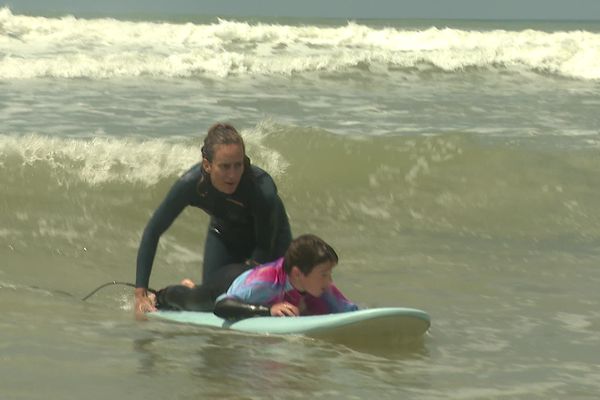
135,162,292,309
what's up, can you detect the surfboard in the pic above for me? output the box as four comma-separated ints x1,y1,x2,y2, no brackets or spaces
149,307,430,345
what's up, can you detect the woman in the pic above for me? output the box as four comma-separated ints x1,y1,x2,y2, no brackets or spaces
134,123,292,316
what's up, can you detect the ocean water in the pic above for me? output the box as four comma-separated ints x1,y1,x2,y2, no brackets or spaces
2,7,600,399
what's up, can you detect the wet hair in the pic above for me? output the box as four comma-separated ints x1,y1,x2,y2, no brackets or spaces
201,123,246,162
283,234,339,275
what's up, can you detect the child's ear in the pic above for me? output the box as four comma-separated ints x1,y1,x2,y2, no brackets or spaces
291,266,302,279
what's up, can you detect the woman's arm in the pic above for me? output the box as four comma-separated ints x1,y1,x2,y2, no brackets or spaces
135,182,190,288
134,174,196,316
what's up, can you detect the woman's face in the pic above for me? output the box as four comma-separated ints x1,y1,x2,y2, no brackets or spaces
202,143,245,194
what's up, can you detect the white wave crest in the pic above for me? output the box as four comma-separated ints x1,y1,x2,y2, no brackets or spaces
0,129,288,186
0,134,199,185
1,8,599,80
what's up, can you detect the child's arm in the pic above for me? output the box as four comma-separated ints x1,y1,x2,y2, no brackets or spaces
325,285,359,313
214,296,301,318
213,297,271,319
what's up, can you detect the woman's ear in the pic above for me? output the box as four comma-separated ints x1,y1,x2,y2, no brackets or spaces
202,158,211,173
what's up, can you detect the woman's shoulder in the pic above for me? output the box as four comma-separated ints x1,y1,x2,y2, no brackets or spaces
249,164,270,180
164,163,204,200
180,163,204,183
247,165,278,198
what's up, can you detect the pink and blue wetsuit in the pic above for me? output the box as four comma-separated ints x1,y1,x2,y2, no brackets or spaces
216,257,358,316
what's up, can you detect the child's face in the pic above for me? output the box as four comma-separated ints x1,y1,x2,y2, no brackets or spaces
298,261,335,297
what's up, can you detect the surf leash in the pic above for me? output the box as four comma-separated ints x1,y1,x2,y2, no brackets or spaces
81,281,156,301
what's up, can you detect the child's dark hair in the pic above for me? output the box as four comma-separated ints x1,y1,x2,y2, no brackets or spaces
283,234,338,275
201,123,245,162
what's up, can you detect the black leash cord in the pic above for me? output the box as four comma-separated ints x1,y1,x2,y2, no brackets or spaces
81,281,156,301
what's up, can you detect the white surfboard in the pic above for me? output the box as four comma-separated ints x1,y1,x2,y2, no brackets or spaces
149,307,430,345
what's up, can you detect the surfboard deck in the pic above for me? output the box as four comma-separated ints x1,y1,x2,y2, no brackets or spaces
149,307,430,345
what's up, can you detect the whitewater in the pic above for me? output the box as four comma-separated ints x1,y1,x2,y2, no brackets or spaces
1,7,600,80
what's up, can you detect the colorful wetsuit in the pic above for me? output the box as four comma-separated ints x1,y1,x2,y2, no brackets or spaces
216,257,358,316
135,162,292,289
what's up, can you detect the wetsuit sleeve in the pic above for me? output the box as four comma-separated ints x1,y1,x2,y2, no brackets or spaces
323,285,359,313
135,178,193,288
250,173,286,263
213,297,271,319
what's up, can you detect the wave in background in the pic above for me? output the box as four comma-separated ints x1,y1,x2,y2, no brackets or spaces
0,126,288,186
1,8,600,80
2,127,599,249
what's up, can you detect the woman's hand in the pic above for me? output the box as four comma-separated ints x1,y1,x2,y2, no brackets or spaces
134,287,157,319
270,302,299,317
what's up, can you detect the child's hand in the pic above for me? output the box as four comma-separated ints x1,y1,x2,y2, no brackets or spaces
270,302,299,317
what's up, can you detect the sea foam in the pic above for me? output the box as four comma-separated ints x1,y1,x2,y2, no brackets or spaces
1,8,599,80
0,128,288,186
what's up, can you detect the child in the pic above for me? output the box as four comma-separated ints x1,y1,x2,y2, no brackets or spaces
213,234,358,319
